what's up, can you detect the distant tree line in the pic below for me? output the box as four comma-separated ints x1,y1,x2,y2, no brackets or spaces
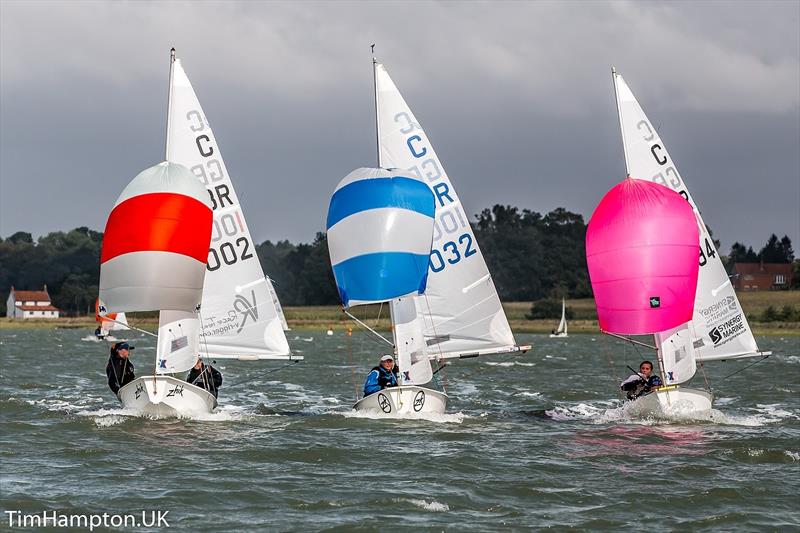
727,234,795,264
1,210,797,315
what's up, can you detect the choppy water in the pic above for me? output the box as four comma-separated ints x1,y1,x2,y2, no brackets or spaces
1,328,798,531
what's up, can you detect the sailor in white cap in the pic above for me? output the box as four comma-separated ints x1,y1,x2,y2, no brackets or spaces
363,354,399,397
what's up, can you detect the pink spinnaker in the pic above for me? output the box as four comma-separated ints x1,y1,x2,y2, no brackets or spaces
586,178,699,335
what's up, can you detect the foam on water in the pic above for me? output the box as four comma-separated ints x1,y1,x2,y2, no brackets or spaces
395,498,450,512
544,398,793,427
340,408,465,424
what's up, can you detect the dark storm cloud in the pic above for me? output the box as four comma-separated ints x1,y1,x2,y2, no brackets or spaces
1,0,798,251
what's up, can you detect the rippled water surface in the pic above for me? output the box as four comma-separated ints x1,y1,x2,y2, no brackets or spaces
1,328,799,531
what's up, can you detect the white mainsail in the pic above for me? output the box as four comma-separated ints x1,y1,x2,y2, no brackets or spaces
374,61,520,360
612,70,766,368
164,55,291,360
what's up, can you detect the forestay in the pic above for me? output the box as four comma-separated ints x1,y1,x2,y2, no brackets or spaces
165,57,290,359
612,70,764,363
374,61,517,358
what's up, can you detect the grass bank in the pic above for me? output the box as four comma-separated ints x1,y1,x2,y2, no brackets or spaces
2,292,798,335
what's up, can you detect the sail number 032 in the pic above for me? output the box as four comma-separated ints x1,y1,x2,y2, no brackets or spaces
429,233,476,273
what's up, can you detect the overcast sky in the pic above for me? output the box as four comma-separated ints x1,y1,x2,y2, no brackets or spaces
2,0,798,253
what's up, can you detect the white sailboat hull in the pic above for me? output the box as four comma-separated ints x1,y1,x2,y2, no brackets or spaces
626,386,713,416
549,332,568,338
118,376,217,418
353,386,447,415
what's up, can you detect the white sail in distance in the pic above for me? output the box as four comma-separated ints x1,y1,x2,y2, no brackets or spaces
375,61,519,360
612,70,765,364
165,55,291,360
556,299,567,336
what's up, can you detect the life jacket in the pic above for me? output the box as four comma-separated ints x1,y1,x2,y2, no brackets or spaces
363,366,398,396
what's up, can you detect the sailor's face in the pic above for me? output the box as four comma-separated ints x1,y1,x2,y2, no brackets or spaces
118,348,129,358
640,364,652,377
381,359,394,369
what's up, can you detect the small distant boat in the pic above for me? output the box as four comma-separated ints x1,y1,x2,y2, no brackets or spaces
93,298,129,341
549,298,568,338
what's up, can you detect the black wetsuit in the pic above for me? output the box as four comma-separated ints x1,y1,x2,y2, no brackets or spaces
106,354,135,395
186,364,223,398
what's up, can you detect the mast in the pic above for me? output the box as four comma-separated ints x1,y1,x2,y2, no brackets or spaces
611,67,631,177
165,47,177,161
372,44,382,168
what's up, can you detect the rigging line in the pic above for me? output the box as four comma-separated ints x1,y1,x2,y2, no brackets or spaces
717,354,772,382
197,309,214,392
699,361,710,390
600,333,624,398
347,326,358,402
345,310,393,346
225,360,299,389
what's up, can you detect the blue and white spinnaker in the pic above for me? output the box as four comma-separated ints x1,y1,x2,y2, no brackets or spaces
326,167,435,308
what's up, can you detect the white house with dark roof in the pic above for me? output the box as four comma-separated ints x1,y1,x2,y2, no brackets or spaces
6,286,61,318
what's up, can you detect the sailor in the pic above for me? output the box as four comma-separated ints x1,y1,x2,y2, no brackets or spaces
186,358,223,398
620,360,663,400
106,342,135,395
363,354,399,397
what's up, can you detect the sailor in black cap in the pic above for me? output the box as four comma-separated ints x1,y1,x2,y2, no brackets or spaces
106,341,136,395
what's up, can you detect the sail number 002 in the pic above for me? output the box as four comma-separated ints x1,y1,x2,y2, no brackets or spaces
207,238,253,271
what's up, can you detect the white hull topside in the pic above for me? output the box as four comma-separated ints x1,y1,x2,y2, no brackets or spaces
353,386,447,415
118,375,217,418
549,333,568,338
626,386,713,416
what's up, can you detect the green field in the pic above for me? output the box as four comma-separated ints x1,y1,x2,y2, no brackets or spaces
4,291,798,335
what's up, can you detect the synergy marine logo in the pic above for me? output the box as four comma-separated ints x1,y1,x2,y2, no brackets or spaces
708,314,745,346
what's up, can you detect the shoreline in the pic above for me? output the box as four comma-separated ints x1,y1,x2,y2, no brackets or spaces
1,315,798,336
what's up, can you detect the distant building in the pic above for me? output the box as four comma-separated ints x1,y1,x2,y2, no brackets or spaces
6,286,61,318
731,262,794,291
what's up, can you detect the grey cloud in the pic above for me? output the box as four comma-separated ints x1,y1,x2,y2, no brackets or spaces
1,0,798,251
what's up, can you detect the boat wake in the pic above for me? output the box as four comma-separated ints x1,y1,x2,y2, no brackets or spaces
544,400,793,427
339,409,465,424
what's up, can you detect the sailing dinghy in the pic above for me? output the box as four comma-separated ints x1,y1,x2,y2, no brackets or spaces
328,167,447,415
596,69,772,414
587,178,712,414
87,298,129,341
99,160,217,417
549,298,568,338
101,50,300,417
328,57,529,416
